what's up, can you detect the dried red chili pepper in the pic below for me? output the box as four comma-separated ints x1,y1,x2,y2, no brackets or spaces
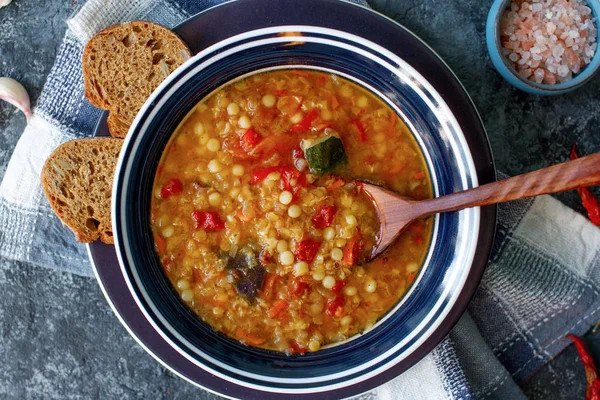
570,145,600,226
566,334,600,400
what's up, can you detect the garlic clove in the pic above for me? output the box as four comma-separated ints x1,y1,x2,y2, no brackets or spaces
0,77,32,122
0,0,12,8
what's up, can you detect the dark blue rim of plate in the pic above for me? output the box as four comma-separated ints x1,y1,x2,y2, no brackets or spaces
114,27,478,386
114,30,483,391
89,0,497,398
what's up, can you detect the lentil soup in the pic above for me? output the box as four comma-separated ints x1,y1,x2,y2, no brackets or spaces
151,69,433,354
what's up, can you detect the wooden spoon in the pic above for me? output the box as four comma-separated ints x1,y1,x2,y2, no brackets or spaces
361,152,600,260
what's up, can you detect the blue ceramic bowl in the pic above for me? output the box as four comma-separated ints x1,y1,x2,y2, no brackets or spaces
486,0,600,95
109,7,496,398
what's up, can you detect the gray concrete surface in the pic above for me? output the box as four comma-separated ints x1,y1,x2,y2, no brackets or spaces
1,0,599,399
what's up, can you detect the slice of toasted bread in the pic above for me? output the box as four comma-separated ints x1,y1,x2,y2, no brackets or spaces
82,21,191,138
41,138,123,244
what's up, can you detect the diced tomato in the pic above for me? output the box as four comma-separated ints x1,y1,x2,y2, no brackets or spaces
291,277,310,297
289,341,309,355
343,232,362,266
326,295,346,316
236,329,266,346
326,177,345,192
155,236,166,253
353,116,367,142
331,280,347,293
269,299,288,318
330,95,339,110
281,168,307,191
413,236,424,245
311,205,337,229
262,273,277,300
292,147,306,171
251,166,307,192
294,238,321,263
156,165,164,177
414,171,425,180
260,250,272,266
241,128,262,150
250,166,286,184
160,178,183,199
192,211,226,231
161,256,172,270
291,109,319,132
274,89,286,96
292,69,309,77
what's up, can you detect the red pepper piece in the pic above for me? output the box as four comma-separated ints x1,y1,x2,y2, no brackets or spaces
261,273,277,300
566,334,600,400
269,299,288,318
343,231,362,266
241,128,262,150
326,295,346,316
289,341,309,355
281,168,307,191
160,178,183,199
311,205,338,229
291,109,319,132
353,116,367,142
260,250,272,266
250,166,307,192
250,166,281,184
292,147,305,171
331,280,347,293
291,277,310,297
155,236,166,253
192,211,226,231
294,238,321,263
570,144,600,226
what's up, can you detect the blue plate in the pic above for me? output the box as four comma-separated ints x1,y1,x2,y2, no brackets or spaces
90,0,496,398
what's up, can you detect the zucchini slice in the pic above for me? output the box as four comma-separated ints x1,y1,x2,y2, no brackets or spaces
303,135,348,176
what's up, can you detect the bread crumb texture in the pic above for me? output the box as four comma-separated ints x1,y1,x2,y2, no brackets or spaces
82,21,191,138
41,138,123,244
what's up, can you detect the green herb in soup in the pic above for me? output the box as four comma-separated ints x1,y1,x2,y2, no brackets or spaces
151,69,432,354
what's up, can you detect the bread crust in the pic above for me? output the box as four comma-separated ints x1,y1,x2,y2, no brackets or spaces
82,21,191,138
41,138,123,244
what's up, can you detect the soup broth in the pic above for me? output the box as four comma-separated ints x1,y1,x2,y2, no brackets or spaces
151,69,432,354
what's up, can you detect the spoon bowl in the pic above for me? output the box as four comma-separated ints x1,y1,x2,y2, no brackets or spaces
362,152,600,259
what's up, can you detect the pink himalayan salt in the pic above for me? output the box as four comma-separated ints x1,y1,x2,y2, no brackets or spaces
500,0,597,85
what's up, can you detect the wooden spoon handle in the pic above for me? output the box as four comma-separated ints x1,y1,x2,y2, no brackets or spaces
412,152,600,217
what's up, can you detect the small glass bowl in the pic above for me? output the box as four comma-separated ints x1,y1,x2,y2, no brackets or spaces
486,0,600,95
